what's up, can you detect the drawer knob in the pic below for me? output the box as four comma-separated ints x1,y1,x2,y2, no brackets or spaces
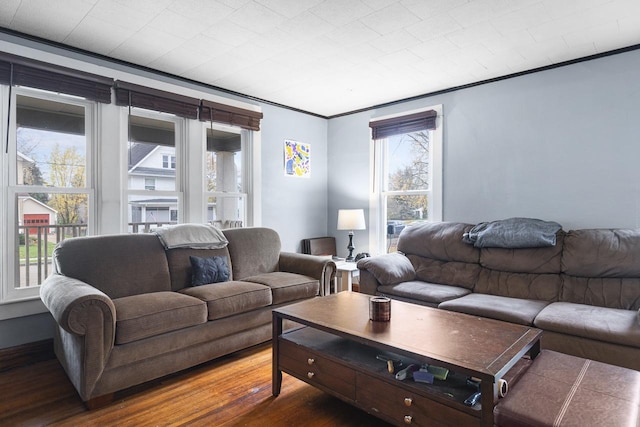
307,372,315,379
404,415,412,424
404,397,412,407
307,358,315,365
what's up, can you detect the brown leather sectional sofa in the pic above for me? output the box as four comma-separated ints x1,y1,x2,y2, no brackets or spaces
357,221,640,371
40,226,335,406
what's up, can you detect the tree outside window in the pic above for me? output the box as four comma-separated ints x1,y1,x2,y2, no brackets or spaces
383,131,430,252
12,92,92,290
387,130,429,221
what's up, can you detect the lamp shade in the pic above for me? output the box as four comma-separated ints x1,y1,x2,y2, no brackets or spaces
337,209,366,231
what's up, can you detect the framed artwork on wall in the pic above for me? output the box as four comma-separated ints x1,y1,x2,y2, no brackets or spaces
284,139,310,178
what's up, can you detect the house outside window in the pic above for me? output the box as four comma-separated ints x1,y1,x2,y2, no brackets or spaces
126,111,181,233
370,106,443,254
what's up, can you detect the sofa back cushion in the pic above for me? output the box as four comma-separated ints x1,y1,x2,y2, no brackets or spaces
222,227,281,280
474,270,561,301
398,222,481,289
480,231,564,274
53,233,171,299
561,276,640,310
407,256,479,290
563,229,640,277
561,229,640,309
165,247,232,291
472,231,564,301
398,222,479,263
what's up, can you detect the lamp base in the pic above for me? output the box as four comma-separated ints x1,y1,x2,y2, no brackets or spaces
346,231,355,262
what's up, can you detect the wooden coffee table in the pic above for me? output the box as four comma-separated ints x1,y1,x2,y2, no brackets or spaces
272,292,541,427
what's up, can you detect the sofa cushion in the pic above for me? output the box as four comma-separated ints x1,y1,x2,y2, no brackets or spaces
113,292,207,345
562,228,640,277
407,255,480,290
222,227,281,280
189,256,230,286
179,281,272,320
534,302,640,348
560,275,640,310
479,231,564,274
378,281,470,305
438,293,550,325
357,253,415,286
54,234,171,299
474,269,561,302
398,222,479,263
241,272,318,304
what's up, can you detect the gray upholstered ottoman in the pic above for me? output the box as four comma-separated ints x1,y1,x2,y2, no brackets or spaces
494,350,640,426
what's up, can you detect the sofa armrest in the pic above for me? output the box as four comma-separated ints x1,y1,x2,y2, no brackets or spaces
358,269,382,295
40,274,116,400
40,274,116,337
279,252,336,296
357,252,416,293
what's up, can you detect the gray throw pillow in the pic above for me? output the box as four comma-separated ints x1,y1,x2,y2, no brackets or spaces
357,253,416,286
189,256,230,286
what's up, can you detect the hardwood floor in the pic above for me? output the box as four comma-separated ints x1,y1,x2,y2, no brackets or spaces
0,342,391,426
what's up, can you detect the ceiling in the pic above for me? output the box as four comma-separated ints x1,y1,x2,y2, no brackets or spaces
1,0,639,117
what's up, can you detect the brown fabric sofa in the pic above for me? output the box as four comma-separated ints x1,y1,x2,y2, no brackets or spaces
40,226,335,406
357,221,640,371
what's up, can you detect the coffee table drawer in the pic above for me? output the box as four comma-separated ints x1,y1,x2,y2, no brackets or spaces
279,338,356,400
356,373,480,427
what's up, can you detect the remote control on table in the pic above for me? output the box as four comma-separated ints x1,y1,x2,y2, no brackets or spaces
464,391,481,407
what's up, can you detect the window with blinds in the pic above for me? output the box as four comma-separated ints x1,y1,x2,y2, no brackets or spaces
370,107,442,253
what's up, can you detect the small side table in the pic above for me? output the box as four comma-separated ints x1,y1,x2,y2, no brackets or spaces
334,261,360,293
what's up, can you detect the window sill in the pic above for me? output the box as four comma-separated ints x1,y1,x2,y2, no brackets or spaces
0,297,47,320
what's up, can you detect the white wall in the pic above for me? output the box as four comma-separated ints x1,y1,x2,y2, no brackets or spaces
327,111,372,258
327,48,640,254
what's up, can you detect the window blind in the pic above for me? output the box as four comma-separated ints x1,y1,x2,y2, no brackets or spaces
114,81,200,119
369,110,437,140
0,52,113,103
199,100,263,131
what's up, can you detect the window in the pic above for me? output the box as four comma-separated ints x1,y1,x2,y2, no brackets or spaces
0,59,262,310
3,89,94,301
162,154,176,169
205,126,247,229
144,178,156,190
370,106,442,254
126,111,182,233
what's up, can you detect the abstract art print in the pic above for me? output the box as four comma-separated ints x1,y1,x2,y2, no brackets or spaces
284,139,310,178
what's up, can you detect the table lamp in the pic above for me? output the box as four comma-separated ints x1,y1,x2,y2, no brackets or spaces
337,209,366,262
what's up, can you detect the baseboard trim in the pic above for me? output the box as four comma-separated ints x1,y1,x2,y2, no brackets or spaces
0,339,55,372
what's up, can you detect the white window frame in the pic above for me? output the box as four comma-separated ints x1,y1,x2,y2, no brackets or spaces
369,105,443,255
162,154,176,169
122,108,184,232
2,87,96,303
202,122,250,228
